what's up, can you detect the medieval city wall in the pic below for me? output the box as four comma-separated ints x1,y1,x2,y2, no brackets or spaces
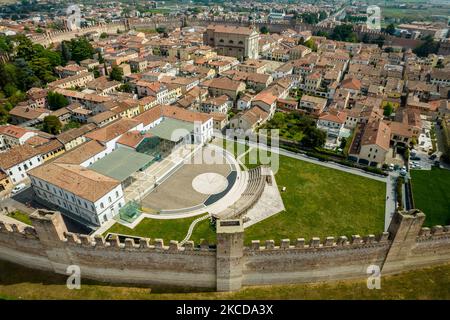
0,218,217,288
31,22,128,47
406,227,450,269
242,236,391,285
29,18,424,50
0,210,449,291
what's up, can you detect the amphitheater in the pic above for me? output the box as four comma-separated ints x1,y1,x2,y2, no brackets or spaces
0,140,449,291
1,18,445,292
105,142,281,235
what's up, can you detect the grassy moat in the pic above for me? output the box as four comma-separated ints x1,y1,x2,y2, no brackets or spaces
0,259,449,300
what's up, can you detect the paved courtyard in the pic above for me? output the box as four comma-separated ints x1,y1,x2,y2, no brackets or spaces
141,163,231,211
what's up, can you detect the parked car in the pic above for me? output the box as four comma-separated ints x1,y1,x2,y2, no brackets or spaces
11,183,26,195
400,169,407,176
410,156,421,161
429,154,437,160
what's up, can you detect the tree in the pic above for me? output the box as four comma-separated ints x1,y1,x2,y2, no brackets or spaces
156,26,166,34
98,51,104,63
29,57,57,83
62,120,81,131
118,83,134,93
330,24,358,42
0,36,13,57
109,65,123,81
260,26,269,34
103,62,108,76
42,115,62,134
386,23,396,35
413,35,439,57
47,91,69,110
60,41,71,64
0,35,62,93
301,126,326,148
383,103,394,117
67,38,95,63
100,32,108,39
0,105,9,124
315,30,329,37
300,12,320,24
303,38,317,51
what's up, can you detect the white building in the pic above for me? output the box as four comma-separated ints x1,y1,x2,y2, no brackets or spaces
317,111,348,138
0,145,42,185
0,125,38,151
29,163,125,227
200,95,231,114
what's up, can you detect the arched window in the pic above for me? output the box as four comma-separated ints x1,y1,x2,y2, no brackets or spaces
229,40,234,44
219,39,224,43
238,41,243,45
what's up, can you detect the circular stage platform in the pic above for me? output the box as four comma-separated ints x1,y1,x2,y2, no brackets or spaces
192,173,229,195
138,145,240,213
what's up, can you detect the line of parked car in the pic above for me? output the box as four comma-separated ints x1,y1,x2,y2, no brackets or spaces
387,163,408,176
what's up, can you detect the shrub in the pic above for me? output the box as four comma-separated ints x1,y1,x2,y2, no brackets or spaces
396,177,404,210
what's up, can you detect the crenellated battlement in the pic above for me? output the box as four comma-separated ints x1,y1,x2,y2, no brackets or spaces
30,21,128,47
28,17,424,50
1,209,449,291
245,232,390,253
0,221,39,239
417,225,450,241
62,231,214,253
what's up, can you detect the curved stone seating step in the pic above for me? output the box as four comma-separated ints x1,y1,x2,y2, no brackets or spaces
215,166,268,220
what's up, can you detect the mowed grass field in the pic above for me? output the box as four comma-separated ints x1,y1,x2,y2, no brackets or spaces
105,214,216,244
244,154,386,243
0,259,449,300
381,6,450,21
106,149,386,245
410,167,450,227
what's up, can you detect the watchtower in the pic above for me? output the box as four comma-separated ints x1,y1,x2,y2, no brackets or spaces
216,219,244,291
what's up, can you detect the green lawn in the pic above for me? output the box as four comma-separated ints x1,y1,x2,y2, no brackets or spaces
240,147,272,169
104,214,216,244
245,155,386,243
107,151,385,245
381,6,450,22
261,112,306,142
410,167,450,227
213,138,249,158
6,211,32,225
0,259,449,299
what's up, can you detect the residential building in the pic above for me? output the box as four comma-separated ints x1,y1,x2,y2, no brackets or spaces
299,95,327,116
203,25,260,60
201,77,246,100
348,119,391,167
200,95,232,114
0,125,38,151
229,106,269,132
0,145,42,184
